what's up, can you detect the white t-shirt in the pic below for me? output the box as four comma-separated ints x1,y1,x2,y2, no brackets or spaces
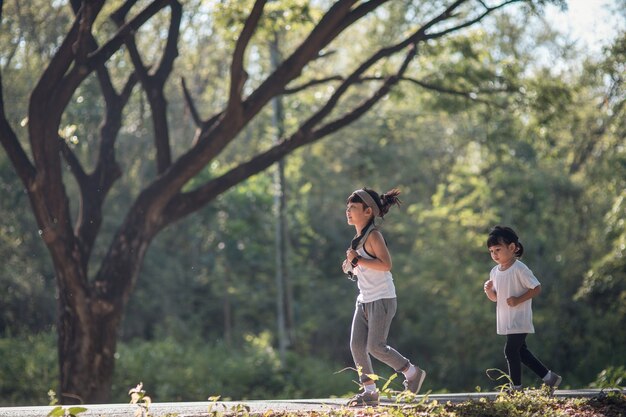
490,260,541,335
354,246,396,303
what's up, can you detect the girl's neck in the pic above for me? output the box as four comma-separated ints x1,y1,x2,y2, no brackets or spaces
354,219,373,235
498,258,517,271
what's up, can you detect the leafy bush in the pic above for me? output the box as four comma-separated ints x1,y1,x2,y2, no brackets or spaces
0,332,57,406
591,366,625,390
111,331,354,403
1,331,355,406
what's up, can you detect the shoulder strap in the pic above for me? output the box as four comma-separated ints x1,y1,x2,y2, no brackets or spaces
351,220,376,251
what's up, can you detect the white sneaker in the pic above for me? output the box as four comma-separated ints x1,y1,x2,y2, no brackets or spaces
545,371,562,391
403,367,426,394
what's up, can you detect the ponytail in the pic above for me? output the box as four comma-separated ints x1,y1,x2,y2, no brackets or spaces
378,188,401,217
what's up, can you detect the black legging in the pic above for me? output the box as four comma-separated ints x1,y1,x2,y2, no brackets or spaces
505,333,549,386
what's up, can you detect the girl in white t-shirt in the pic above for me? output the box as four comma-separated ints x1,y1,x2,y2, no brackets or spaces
483,226,562,391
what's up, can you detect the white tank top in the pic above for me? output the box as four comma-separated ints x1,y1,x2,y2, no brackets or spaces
354,245,396,303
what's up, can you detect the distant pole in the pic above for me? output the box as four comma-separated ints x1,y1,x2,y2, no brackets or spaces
270,32,293,365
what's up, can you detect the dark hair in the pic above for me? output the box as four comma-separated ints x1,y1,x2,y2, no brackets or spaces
346,187,401,218
487,225,524,258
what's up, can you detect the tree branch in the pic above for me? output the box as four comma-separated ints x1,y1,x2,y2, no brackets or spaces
162,46,417,223
228,0,267,117
73,1,101,66
298,38,419,134
110,0,141,25
150,0,525,229
85,0,171,71
181,77,202,127
156,0,364,209
154,0,182,84
111,0,181,173
402,76,505,106
425,0,523,41
59,139,88,185
289,0,481,130
283,76,344,94
239,0,360,123
312,46,417,140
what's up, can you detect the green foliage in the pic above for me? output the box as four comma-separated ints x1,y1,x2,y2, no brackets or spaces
451,390,590,417
47,390,88,417
591,366,626,390
111,333,353,403
0,332,354,406
377,390,626,417
0,156,56,336
0,333,58,406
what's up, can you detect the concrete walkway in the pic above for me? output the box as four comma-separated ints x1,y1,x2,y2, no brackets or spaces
0,389,620,417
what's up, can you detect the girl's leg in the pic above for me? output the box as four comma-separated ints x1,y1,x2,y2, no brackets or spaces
363,298,411,372
350,301,375,384
519,341,549,379
504,333,526,386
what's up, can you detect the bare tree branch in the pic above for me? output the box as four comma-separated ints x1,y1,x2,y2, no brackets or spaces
153,0,367,211
228,0,267,117
425,0,523,40
85,0,171,71
182,77,203,127
51,2,138,263
411,0,467,36
110,0,141,25
163,45,418,223
312,46,417,140
59,139,88,185
402,76,507,105
110,0,182,173
73,1,101,65
283,76,345,94
154,0,182,83
161,0,523,222
239,0,360,123
164,1,514,224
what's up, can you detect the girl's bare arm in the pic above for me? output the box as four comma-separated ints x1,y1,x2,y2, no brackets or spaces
360,230,392,271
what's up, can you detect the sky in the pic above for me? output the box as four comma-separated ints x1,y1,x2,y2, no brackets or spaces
543,0,624,56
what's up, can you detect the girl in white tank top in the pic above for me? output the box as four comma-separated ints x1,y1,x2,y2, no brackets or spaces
343,188,426,407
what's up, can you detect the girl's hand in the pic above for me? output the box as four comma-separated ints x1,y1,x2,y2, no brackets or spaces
484,280,497,302
342,259,352,274
346,249,358,263
507,296,519,307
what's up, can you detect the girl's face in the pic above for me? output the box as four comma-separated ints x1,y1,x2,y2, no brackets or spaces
488,242,517,267
346,202,372,226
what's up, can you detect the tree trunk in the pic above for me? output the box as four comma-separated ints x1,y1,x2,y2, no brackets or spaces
57,297,120,404
51,216,153,404
48,247,122,404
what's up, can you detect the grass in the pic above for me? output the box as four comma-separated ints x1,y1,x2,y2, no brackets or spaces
200,389,626,417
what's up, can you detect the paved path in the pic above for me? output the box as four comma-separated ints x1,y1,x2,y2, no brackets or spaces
0,389,620,417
